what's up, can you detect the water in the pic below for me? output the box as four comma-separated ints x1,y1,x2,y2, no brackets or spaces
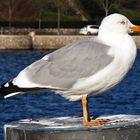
0,50,140,139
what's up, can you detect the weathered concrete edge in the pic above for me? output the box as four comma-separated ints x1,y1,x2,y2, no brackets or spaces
0,35,32,50
4,115,140,140
0,35,140,50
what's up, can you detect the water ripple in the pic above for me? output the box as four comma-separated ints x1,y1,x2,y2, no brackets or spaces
0,50,140,139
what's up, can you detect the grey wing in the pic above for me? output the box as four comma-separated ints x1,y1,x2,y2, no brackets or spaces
14,39,114,89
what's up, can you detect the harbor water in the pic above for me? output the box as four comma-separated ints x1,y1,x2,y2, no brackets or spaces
0,50,140,139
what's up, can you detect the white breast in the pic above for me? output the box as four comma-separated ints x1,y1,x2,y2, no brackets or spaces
72,34,137,96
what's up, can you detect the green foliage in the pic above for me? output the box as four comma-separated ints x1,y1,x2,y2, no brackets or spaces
41,11,80,21
32,0,79,21
78,0,105,23
117,8,140,24
32,0,49,18
77,0,140,24
0,0,140,24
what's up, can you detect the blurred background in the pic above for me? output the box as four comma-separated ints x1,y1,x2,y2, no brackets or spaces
0,1,140,139
0,0,140,34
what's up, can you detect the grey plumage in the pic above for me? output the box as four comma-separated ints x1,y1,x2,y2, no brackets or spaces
1,13,137,102
16,38,114,89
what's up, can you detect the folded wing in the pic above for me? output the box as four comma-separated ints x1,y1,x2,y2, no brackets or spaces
13,38,114,90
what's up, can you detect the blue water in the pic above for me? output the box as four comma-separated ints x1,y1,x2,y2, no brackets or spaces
0,50,140,139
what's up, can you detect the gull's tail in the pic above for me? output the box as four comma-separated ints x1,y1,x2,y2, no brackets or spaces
0,80,44,99
0,80,23,98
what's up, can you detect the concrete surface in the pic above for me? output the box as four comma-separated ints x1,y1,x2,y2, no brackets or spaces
0,35,32,49
4,115,140,140
0,35,140,50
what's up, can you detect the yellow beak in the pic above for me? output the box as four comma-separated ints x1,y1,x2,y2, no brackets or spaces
129,25,140,32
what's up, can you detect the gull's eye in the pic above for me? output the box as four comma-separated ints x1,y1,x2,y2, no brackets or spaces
119,20,126,25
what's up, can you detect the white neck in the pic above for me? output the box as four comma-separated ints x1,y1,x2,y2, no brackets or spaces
98,31,137,69
98,31,126,46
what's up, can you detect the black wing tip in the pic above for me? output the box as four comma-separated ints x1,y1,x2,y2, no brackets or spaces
0,80,47,98
0,80,15,97
0,80,23,98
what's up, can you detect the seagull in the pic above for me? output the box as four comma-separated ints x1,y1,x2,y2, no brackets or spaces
0,13,140,126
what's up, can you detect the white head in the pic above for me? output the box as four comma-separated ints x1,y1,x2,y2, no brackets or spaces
99,13,140,35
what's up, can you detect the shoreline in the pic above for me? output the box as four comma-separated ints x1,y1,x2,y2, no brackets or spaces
0,35,140,50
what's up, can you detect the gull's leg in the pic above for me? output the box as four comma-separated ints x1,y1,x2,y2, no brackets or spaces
82,95,90,123
82,95,108,126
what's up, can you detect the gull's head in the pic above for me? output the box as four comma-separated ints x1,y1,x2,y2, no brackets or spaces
99,13,140,35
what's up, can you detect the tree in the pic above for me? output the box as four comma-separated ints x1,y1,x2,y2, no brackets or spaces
3,0,17,29
67,0,88,21
0,0,33,28
99,0,116,16
7,0,33,27
51,0,66,34
32,0,61,29
32,0,47,29
100,0,116,16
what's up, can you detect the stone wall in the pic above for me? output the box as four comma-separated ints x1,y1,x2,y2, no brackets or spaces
133,36,140,50
0,35,32,49
33,35,90,49
0,35,140,50
1,28,80,35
